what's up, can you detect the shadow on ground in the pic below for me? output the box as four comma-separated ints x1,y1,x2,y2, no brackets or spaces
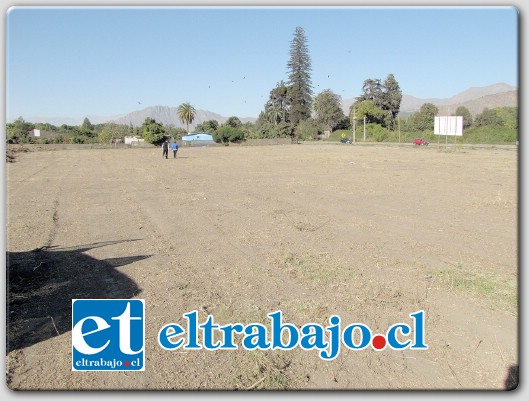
6,240,150,353
504,364,519,390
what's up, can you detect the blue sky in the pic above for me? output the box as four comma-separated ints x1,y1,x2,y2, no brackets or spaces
5,6,518,122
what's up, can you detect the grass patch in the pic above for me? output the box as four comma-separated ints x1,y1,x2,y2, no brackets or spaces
285,299,329,325
432,265,517,312
231,350,294,390
282,252,353,283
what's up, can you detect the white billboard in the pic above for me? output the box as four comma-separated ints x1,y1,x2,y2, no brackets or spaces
434,116,463,136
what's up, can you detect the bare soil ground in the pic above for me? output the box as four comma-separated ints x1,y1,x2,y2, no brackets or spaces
5,143,518,390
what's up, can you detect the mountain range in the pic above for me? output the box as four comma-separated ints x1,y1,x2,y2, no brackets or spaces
342,82,517,118
20,82,517,128
111,106,256,130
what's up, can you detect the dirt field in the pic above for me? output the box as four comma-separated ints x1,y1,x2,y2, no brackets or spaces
5,143,518,390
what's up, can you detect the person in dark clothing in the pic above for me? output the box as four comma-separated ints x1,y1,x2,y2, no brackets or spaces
162,140,169,159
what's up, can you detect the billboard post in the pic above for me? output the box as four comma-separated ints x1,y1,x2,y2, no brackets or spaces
434,116,464,149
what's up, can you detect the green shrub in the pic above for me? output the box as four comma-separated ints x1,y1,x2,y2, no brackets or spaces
213,125,245,145
297,118,320,141
369,124,389,142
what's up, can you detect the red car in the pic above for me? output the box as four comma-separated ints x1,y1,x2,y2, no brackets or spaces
413,138,429,146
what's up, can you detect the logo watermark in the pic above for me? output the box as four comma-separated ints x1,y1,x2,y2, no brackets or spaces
158,310,428,361
72,300,427,371
72,299,145,371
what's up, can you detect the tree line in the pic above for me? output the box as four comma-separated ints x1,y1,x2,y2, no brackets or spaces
6,26,517,145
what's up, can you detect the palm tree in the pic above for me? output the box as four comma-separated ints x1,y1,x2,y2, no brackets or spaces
176,102,196,133
268,103,284,125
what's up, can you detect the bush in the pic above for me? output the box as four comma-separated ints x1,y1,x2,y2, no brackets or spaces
297,118,320,141
369,124,389,142
213,125,245,145
462,126,517,144
254,121,294,139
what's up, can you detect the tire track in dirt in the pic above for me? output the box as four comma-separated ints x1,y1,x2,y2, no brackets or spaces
6,152,80,390
6,151,66,198
40,156,81,248
6,152,78,251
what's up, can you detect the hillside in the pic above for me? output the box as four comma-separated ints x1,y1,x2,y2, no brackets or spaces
111,106,256,129
434,90,517,116
341,83,517,117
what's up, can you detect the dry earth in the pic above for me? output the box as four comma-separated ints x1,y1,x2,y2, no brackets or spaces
5,143,518,391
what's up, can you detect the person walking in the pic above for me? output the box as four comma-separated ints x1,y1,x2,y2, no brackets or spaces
172,141,179,158
162,140,169,159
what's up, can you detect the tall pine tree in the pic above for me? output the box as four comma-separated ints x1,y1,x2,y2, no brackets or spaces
382,74,402,129
287,26,313,126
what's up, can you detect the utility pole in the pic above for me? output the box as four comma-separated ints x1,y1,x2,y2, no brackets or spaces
353,107,356,143
363,115,366,142
398,116,401,143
